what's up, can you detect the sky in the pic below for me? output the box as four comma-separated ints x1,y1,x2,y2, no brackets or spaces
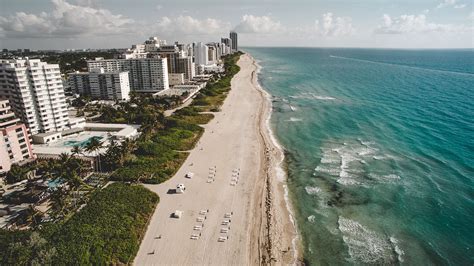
0,0,473,49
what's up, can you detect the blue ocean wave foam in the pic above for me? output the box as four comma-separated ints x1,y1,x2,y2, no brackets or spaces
338,216,402,264
313,140,401,187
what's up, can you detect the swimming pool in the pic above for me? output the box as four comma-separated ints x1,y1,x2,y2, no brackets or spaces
47,178,63,189
64,136,103,148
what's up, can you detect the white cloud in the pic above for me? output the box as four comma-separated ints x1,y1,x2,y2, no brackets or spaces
436,0,466,8
156,4,163,10
0,0,135,38
375,13,472,34
156,16,229,35
234,15,283,33
316,13,355,37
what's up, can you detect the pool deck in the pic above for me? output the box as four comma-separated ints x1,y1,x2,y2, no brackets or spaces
33,131,110,157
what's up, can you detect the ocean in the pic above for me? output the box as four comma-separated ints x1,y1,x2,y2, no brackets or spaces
245,47,474,265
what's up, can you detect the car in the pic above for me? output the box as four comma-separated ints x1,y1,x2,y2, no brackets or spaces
176,184,186,194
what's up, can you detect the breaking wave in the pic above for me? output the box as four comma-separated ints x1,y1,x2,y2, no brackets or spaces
289,92,337,101
305,186,321,195
338,216,400,264
313,140,401,187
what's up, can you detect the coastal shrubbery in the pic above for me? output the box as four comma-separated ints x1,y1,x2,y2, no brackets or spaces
0,52,244,265
0,183,158,265
109,52,242,184
192,52,242,112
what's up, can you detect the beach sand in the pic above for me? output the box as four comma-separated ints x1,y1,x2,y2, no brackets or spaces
134,54,299,265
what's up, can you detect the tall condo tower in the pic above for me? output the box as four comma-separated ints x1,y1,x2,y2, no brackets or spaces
230,31,238,52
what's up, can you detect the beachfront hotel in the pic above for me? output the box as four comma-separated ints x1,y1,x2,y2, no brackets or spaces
0,99,35,176
0,58,69,135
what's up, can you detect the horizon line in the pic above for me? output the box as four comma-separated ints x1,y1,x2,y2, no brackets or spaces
2,46,473,51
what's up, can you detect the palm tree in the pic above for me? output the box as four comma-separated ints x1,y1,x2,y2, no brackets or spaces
71,145,83,157
85,137,103,172
121,138,136,156
50,187,67,217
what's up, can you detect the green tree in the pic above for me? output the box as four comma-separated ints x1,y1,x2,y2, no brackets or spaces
5,164,31,184
84,137,103,172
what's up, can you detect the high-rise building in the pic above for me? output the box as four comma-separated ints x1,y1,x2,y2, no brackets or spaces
0,58,69,135
221,37,231,47
176,57,195,81
68,72,90,95
122,58,169,92
87,58,169,93
230,31,238,52
195,42,209,66
69,69,131,100
207,46,217,64
0,99,35,176
220,38,231,55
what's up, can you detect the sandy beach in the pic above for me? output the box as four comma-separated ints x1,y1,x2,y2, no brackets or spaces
134,54,299,265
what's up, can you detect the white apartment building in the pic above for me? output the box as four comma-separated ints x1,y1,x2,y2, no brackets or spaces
87,58,169,93
90,70,130,100
0,58,69,135
195,42,209,66
87,58,120,72
69,69,131,101
122,58,169,92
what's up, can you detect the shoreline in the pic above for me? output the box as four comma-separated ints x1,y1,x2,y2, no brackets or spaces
249,54,302,264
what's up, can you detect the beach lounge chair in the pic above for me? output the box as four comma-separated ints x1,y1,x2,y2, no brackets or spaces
194,225,202,230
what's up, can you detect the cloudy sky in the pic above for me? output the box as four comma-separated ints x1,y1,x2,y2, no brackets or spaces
0,0,473,49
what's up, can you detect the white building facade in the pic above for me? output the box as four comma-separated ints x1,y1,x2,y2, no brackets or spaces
69,69,131,101
87,58,169,93
194,42,209,66
0,58,69,135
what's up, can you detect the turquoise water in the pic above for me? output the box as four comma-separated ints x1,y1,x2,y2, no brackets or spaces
64,136,103,148
47,178,63,189
245,48,474,265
